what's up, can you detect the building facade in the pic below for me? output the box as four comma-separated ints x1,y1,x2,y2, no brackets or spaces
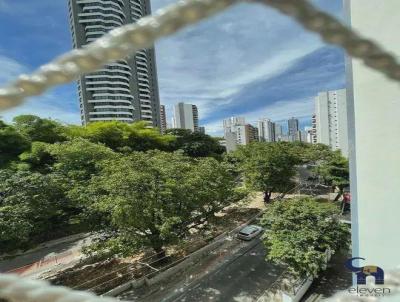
288,117,299,141
160,105,167,134
258,118,275,142
304,126,313,143
223,117,257,152
68,0,161,126
173,102,199,132
311,113,317,143
274,123,283,141
315,89,348,156
345,0,400,281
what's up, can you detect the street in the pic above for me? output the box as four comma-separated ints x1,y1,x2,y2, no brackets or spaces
0,234,92,276
120,237,284,302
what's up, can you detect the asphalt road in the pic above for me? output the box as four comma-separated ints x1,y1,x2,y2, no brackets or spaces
166,239,284,302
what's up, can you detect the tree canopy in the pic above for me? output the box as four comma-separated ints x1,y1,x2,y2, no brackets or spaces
65,121,175,152
13,115,66,143
0,125,30,167
233,142,300,203
81,151,240,257
0,170,75,251
261,197,350,277
314,151,349,200
166,128,226,158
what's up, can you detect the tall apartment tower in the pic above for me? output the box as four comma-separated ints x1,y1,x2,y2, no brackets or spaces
67,0,161,126
315,89,348,156
258,118,275,142
173,102,199,132
288,117,299,137
160,105,167,134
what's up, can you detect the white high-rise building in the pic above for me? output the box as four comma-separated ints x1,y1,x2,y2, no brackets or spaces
173,102,199,132
315,89,348,156
258,118,275,142
68,0,161,126
223,117,256,152
345,1,400,284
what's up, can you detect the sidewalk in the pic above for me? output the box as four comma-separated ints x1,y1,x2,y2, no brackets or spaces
0,233,92,276
300,250,352,301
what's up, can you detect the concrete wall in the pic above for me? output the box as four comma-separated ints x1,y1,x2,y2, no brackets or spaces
345,0,400,286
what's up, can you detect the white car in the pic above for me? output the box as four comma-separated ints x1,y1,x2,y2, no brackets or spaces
237,225,263,241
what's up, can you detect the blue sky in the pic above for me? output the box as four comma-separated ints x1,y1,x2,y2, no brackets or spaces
0,0,345,136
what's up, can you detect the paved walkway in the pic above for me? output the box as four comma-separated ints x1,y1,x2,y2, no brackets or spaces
301,250,352,301
0,234,92,276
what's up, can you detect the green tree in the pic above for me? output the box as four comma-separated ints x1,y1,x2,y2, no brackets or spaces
0,125,31,167
13,115,66,143
233,142,299,203
83,151,239,257
261,197,350,277
65,121,174,152
47,138,117,181
314,151,349,200
19,142,54,173
0,170,74,251
166,129,226,158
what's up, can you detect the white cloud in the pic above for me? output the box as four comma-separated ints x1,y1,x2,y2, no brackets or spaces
0,54,27,84
152,1,329,123
1,92,81,125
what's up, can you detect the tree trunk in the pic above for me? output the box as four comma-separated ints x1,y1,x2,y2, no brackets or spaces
263,191,272,203
154,246,166,260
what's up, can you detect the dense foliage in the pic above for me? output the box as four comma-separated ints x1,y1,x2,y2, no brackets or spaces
81,151,240,257
0,116,230,254
0,170,75,251
232,142,300,202
165,128,225,158
261,197,350,277
0,115,349,265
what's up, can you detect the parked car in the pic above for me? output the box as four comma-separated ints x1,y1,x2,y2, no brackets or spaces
237,225,263,241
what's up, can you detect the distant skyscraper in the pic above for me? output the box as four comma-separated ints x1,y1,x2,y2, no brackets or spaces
222,117,257,152
199,126,206,134
274,123,283,141
68,0,161,126
288,117,299,139
315,89,348,156
160,105,167,134
258,118,275,142
173,103,199,132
